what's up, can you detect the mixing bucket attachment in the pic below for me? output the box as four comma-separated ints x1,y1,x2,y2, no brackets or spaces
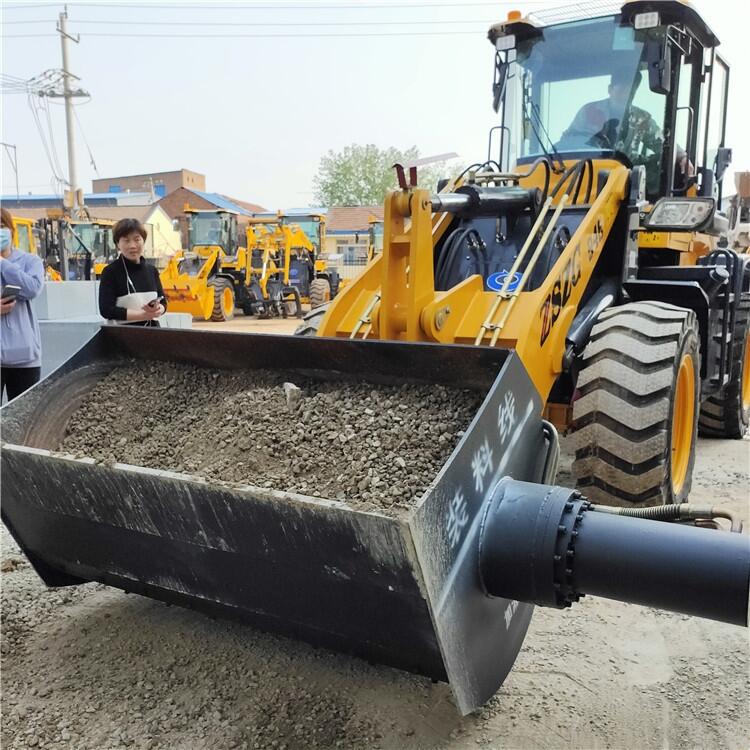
2,328,748,715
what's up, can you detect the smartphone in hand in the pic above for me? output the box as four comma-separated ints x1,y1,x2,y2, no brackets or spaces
1,284,22,301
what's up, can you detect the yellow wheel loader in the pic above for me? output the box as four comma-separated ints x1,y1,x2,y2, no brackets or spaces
367,215,384,262
300,0,750,507
34,216,115,281
4,1,750,720
237,213,341,318
160,207,241,322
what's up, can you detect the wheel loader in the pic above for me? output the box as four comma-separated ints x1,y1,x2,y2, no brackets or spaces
34,216,115,281
301,0,750,508
2,0,749,719
160,206,242,322
238,213,341,318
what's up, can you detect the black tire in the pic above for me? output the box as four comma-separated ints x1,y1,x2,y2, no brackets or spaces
309,278,331,309
294,303,330,336
570,301,700,507
209,279,235,322
698,294,750,438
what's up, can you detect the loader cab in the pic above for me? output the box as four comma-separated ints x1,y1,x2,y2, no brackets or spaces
187,210,239,256
280,213,326,261
490,2,729,203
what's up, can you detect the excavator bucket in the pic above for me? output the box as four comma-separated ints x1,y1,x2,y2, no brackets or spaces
0,328,547,714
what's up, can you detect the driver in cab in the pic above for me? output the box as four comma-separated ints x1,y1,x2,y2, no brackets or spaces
559,69,661,159
560,69,692,191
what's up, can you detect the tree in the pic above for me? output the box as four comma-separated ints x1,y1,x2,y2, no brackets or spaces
312,144,452,207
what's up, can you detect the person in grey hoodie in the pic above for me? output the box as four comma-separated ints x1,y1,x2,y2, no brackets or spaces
0,207,45,401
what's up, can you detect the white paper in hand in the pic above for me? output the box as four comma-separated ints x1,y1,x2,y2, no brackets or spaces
116,291,158,310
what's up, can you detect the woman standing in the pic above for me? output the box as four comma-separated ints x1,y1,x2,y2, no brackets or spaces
0,207,45,401
99,218,167,325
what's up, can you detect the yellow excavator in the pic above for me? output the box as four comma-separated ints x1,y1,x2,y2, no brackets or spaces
299,0,750,507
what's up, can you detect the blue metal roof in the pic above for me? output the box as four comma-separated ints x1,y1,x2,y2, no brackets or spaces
190,190,256,217
1,194,123,207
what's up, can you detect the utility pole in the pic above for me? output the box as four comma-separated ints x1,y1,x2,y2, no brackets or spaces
54,8,87,216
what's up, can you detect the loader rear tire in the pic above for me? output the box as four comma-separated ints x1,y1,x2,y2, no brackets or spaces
309,278,331,309
570,301,700,507
209,279,235,322
698,295,750,438
295,303,330,336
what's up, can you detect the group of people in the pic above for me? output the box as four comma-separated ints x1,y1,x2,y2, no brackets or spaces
0,210,167,403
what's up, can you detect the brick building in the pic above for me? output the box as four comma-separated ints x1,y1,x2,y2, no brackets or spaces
92,169,206,198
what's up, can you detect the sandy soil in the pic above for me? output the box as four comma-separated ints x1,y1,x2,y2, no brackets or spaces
2,434,748,750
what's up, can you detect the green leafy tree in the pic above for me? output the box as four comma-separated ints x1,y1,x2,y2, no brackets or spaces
312,144,452,206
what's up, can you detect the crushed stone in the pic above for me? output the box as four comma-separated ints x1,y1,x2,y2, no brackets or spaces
58,360,483,517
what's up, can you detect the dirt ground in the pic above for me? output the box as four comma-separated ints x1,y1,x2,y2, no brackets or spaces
2,431,748,750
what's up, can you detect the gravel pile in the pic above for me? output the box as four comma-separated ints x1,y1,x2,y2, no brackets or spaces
58,361,482,516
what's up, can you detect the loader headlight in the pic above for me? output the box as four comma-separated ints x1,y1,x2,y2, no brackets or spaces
643,198,716,232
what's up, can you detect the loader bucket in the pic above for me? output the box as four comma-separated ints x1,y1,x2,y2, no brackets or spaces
0,327,547,714
161,279,214,320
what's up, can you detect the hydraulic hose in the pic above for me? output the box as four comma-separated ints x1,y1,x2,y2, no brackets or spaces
479,481,750,627
591,503,744,533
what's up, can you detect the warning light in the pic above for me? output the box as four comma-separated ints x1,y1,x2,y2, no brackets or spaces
507,10,522,21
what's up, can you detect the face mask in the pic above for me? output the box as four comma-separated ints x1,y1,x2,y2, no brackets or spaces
0,227,11,251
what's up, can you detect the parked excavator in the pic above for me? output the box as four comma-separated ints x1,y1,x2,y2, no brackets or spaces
2,1,749,720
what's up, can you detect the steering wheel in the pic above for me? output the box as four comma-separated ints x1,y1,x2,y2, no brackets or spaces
587,118,619,150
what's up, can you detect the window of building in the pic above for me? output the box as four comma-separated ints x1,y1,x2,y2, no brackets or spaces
108,185,122,193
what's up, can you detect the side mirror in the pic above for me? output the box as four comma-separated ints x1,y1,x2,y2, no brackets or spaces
715,147,732,182
172,218,180,231
645,37,671,95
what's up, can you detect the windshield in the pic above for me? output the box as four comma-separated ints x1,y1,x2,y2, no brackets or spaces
15,223,32,253
283,217,321,253
504,16,669,195
190,215,227,248
65,224,114,259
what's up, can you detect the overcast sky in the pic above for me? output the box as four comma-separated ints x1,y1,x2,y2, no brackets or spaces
2,0,748,209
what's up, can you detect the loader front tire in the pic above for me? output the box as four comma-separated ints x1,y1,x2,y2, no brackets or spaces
309,278,331,309
570,301,700,506
209,279,235,322
294,303,330,336
698,295,750,438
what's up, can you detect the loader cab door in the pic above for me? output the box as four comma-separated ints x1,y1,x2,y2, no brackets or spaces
670,38,729,203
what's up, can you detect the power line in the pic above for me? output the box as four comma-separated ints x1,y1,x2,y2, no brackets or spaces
3,1,548,9
5,29,491,38
66,17,500,26
72,106,100,177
